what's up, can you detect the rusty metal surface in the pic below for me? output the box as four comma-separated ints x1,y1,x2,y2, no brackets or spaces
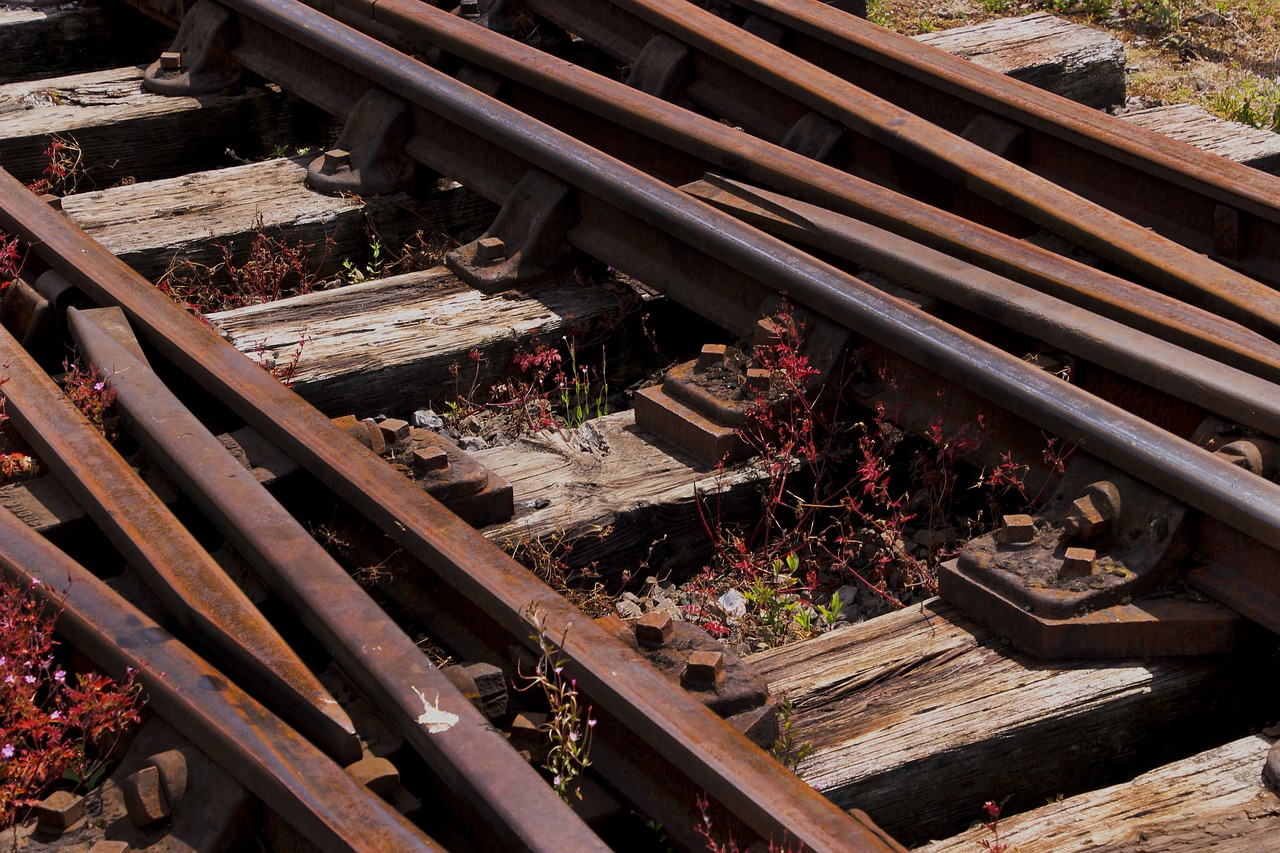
7,0,1280,589
0,508,442,853
67,306,589,852
0,164,900,853
683,175,1280,435
359,0,1280,386
0,321,359,766
719,0,1280,286
519,0,1280,340
9,0,1280,839
939,559,1239,658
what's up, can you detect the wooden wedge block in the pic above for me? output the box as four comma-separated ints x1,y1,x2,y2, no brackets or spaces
750,599,1278,847
917,733,1280,851
915,13,1126,109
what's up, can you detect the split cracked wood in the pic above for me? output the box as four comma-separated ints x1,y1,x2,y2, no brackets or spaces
750,599,1279,847
59,156,495,281
1122,103,1280,176
917,733,1280,851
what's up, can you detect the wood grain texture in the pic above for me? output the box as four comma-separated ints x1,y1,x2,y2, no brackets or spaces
62,156,494,280
0,1,170,85
916,13,1126,109
1122,103,1280,175
209,266,641,417
0,66,333,187
475,410,771,578
918,734,1280,851
750,600,1278,847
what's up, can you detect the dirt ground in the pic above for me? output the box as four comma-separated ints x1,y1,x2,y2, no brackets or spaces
869,0,1280,129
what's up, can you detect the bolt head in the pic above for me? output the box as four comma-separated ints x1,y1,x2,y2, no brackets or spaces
682,650,724,687
460,0,481,16
1066,496,1109,541
159,51,182,70
412,448,449,473
36,790,84,835
476,236,506,263
635,611,674,648
1059,546,1097,579
379,417,411,447
323,148,351,173
753,316,782,349
997,514,1035,544
696,343,727,372
745,367,771,394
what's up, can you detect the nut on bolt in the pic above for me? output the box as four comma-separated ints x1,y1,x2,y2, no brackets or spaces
634,611,674,648
682,650,724,687
1059,547,1097,579
997,514,1035,545
159,51,182,70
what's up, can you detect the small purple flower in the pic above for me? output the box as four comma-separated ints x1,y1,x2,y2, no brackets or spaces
50,710,61,720
568,731,579,743
1,744,13,759
24,674,35,684
0,656,6,666
552,775,562,787
54,670,65,683
93,381,105,392
4,675,14,685
587,718,597,728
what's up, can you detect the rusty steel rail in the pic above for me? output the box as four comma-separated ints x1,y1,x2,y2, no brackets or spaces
338,0,1280,388
513,0,1280,340
321,0,1280,416
0,508,441,853
65,305,606,853
705,0,1280,289
682,174,1280,439
0,172,900,853
14,0,1280,632
0,319,360,766
10,0,1280,841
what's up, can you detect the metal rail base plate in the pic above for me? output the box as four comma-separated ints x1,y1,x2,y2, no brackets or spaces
939,559,1238,658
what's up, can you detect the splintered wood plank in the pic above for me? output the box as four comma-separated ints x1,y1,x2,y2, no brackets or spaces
918,734,1280,851
475,410,767,579
62,157,495,281
0,1,171,84
0,65,333,186
1122,103,1280,175
750,599,1276,847
209,266,647,417
915,13,1126,109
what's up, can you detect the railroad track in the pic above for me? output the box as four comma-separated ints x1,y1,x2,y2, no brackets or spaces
0,0,1278,849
